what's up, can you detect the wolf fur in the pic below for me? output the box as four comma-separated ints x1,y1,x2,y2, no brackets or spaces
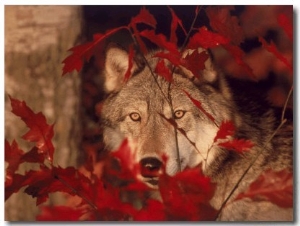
100,44,293,221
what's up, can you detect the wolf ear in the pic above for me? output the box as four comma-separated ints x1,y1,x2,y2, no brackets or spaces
104,44,133,93
179,48,232,100
180,48,218,84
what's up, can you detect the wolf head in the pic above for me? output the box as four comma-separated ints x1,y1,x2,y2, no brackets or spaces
100,44,239,184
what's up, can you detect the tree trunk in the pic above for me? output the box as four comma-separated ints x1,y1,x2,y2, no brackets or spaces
5,5,83,221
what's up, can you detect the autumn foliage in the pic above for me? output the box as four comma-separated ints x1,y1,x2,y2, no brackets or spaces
5,6,293,221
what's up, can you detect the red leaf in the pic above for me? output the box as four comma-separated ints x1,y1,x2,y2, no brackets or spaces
21,166,54,205
154,59,173,82
93,182,138,220
188,27,229,49
62,42,93,75
159,167,217,220
183,50,209,80
235,169,293,208
129,7,156,54
278,13,293,41
124,180,149,192
134,199,166,221
140,29,179,54
130,6,157,29
183,90,215,123
21,146,45,164
153,51,183,67
259,36,293,74
206,6,244,45
218,138,253,153
5,173,26,200
214,120,235,142
5,140,24,184
62,26,127,75
123,44,135,82
21,165,92,205
111,139,140,180
9,96,55,162
222,44,255,79
168,6,187,44
37,206,83,221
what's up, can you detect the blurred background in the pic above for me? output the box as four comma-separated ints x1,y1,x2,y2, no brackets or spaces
4,5,293,221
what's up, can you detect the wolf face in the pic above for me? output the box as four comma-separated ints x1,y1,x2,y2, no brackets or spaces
101,45,236,179
100,44,293,221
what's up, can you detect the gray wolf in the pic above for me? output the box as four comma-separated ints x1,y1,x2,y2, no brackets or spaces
100,44,293,221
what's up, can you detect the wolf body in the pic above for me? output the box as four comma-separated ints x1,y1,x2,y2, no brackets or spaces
100,44,293,221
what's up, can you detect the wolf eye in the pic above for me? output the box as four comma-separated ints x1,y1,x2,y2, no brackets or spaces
129,112,141,121
174,110,186,119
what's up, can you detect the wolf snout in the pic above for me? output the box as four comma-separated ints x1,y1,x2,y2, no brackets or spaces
140,157,162,181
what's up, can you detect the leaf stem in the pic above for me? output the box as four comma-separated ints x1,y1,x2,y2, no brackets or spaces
180,6,202,51
54,174,99,211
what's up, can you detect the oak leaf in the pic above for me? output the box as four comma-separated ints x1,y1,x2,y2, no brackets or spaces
9,96,55,162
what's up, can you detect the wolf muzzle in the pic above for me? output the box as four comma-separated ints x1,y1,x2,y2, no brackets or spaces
140,157,163,186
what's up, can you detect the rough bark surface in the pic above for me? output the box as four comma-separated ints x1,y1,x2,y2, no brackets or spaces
5,6,83,221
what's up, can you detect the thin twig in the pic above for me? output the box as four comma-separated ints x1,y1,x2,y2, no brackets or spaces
180,6,202,51
55,174,99,211
128,28,171,105
281,85,293,121
167,5,203,171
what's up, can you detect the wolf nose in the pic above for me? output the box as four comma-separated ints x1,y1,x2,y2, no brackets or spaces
140,157,162,178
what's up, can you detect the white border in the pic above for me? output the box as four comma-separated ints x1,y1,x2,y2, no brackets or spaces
1,2,299,226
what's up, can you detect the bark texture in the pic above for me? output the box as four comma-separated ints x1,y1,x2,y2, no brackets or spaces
5,5,83,221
